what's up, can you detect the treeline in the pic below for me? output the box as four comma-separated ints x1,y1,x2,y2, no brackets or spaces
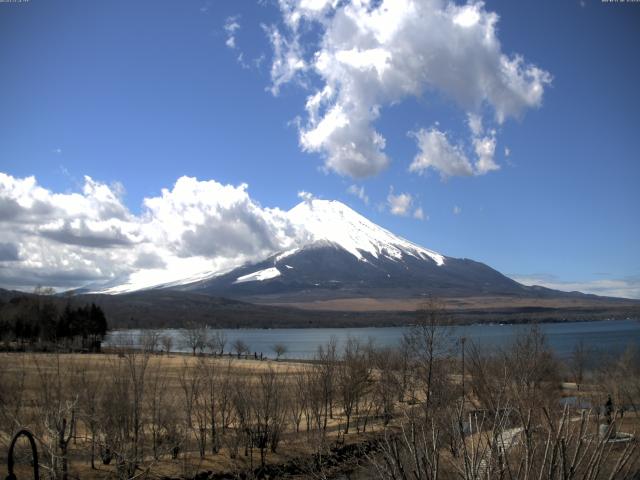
0,289,108,351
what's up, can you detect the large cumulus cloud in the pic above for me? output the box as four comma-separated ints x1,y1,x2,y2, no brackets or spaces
0,173,301,292
266,0,551,178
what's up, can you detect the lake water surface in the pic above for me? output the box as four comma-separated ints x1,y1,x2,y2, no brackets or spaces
106,318,640,360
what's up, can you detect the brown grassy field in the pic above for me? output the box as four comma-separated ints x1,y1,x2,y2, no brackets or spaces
1,323,638,480
0,351,386,480
263,294,640,312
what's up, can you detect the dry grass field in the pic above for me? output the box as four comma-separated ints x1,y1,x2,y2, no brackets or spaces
1,318,639,480
263,295,640,313
0,351,390,480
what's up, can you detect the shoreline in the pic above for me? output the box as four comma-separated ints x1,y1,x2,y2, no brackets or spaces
105,316,640,332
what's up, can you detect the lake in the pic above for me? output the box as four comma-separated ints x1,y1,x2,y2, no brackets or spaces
105,318,640,360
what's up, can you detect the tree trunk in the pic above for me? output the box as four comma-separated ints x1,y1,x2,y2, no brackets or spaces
90,430,96,469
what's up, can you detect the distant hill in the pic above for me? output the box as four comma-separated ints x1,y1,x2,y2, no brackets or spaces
1,288,638,329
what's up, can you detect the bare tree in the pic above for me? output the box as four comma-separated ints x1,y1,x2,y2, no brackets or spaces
200,356,221,454
0,353,28,438
179,359,198,432
231,376,253,463
617,345,640,416
467,341,507,414
241,366,288,466
597,344,640,417
272,343,287,361
217,360,235,434
191,362,208,458
337,337,371,434
232,338,249,358
372,334,640,480
210,331,227,356
316,337,338,421
100,343,151,479
302,338,339,463
506,324,560,414
33,354,78,480
140,330,160,354
146,358,178,461
160,334,173,355
405,298,453,411
289,367,310,433
371,347,400,426
77,359,104,469
181,323,209,356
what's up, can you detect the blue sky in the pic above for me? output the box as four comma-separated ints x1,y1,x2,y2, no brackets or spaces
0,0,639,297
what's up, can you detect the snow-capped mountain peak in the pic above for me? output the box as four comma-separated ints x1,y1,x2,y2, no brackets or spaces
288,199,445,266
92,198,446,294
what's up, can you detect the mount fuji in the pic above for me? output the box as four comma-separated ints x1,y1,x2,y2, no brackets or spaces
134,199,542,301
49,198,639,328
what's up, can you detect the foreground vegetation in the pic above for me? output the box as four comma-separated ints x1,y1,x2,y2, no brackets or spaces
0,301,638,479
0,289,107,352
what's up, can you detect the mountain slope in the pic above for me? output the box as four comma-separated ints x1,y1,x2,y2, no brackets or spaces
96,199,624,304
166,199,538,301
176,240,530,300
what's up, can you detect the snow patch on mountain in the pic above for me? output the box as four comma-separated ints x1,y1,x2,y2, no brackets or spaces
99,268,223,294
234,267,281,284
275,248,300,263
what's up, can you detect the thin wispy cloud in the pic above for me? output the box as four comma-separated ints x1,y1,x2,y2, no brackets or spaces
297,190,315,203
224,15,241,49
346,184,369,205
387,189,413,217
511,274,640,300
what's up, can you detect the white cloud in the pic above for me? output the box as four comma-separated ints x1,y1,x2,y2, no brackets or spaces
265,0,551,178
413,207,425,220
346,184,368,204
297,190,315,203
0,173,304,292
511,274,640,300
263,23,307,95
410,126,500,178
467,113,483,137
387,190,413,217
236,52,249,69
143,177,297,260
224,16,241,49
410,128,474,178
0,173,141,290
223,16,265,71
453,205,462,215
504,146,511,157
473,134,499,175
